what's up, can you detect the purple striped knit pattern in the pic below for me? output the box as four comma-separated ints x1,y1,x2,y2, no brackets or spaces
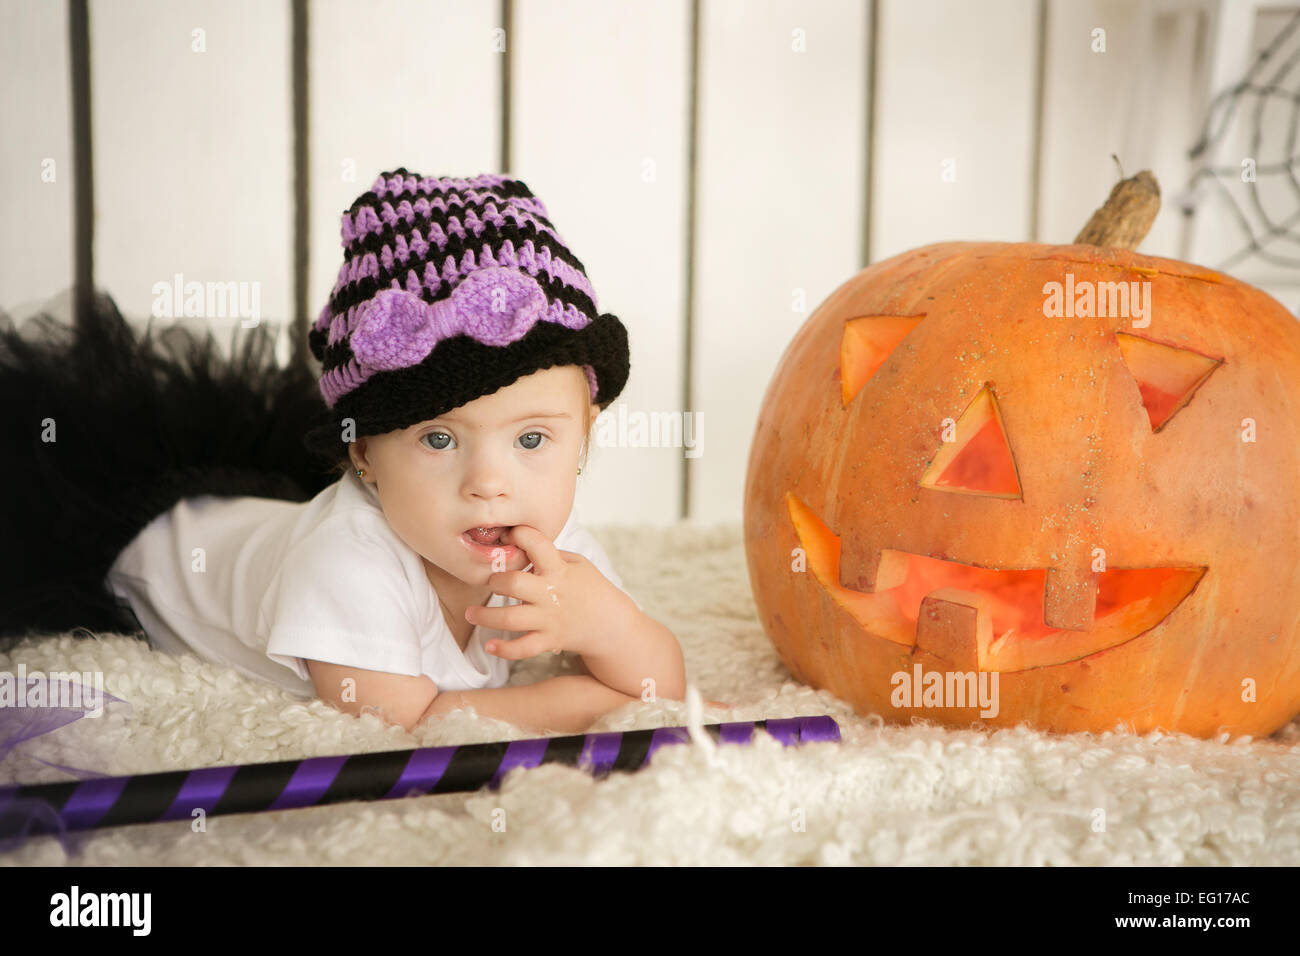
314,171,602,407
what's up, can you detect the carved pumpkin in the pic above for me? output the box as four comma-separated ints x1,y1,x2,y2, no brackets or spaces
743,172,1300,738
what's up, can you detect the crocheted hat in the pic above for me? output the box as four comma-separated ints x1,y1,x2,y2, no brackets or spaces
309,169,630,441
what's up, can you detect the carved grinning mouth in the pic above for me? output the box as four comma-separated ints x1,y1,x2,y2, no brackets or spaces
787,491,1207,672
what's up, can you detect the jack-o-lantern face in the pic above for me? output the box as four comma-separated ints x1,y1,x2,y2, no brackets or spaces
743,241,1300,739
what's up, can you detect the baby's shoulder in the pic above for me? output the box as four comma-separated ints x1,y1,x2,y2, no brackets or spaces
279,507,404,574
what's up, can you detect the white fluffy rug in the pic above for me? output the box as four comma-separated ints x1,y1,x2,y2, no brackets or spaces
2,520,1299,866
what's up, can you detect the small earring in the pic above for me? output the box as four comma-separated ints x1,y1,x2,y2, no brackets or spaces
356,468,365,478
577,466,582,475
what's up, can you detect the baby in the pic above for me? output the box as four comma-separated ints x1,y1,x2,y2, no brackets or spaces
317,360,687,734
87,170,686,736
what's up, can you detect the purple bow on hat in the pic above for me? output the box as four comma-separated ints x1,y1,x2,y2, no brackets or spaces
350,266,578,373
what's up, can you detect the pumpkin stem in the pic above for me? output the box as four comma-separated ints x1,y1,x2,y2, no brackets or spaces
1072,165,1160,251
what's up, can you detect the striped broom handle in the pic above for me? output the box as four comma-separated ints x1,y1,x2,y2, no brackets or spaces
0,716,840,841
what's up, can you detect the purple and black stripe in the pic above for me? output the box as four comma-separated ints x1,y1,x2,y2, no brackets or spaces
0,717,839,841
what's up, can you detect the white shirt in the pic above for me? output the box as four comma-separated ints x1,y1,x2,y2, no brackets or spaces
105,470,638,699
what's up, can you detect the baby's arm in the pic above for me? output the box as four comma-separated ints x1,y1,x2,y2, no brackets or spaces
305,659,636,735
578,607,687,704
426,675,639,735
305,659,441,734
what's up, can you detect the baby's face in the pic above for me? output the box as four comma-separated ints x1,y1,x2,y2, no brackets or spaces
351,365,596,595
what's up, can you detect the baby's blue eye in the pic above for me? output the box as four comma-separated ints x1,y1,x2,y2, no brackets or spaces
420,431,548,451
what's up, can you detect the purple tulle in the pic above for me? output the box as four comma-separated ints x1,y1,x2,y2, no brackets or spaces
0,675,130,856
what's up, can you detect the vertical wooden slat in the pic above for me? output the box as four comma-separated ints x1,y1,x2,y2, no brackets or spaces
691,0,867,525
1036,0,1196,252
870,0,1040,262
514,0,691,526
1129,3,1213,258
308,0,500,372
0,0,75,320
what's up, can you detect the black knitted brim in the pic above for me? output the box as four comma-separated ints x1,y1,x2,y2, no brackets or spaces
322,309,629,440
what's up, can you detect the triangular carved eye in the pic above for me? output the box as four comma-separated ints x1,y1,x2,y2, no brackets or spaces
1116,333,1222,432
920,385,1022,498
840,315,925,406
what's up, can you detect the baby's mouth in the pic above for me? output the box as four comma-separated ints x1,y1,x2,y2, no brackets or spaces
464,526,513,546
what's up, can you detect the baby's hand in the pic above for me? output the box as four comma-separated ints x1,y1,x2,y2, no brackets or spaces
465,525,637,662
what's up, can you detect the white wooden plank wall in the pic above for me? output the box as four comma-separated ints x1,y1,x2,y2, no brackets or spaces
92,0,294,357
0,0,1296,528
870,0,1039,258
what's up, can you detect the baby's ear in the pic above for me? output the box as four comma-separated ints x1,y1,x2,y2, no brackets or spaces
349,436,371,469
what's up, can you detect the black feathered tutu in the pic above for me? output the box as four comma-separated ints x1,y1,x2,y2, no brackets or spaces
0,291,340,646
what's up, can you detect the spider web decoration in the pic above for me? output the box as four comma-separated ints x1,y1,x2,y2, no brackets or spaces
1181,7,1300,275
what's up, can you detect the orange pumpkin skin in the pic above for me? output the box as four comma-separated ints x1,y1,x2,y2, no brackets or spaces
743,240,1300,739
